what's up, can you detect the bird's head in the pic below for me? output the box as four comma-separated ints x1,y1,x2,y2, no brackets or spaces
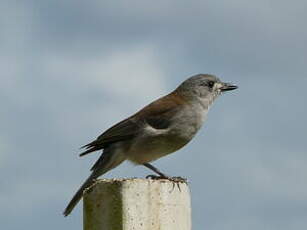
175,74,238,107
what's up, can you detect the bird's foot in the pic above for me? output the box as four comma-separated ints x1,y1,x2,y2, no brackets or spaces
146,175,187,183
146,174,187,183
146,175,187,191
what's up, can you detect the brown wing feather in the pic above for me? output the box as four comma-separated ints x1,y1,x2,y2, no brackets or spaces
79,118,139,156
137,91,186,126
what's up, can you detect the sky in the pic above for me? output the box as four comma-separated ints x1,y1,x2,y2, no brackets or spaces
1,0,307,229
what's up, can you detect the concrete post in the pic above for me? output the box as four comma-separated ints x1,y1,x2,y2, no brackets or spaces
83,178,191,230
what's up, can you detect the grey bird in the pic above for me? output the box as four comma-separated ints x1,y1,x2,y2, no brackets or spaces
63,74,237,216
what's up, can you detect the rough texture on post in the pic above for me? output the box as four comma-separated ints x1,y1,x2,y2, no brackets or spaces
83,178,191,230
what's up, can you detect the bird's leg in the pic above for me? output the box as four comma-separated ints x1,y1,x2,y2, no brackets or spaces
143,163,187,185
143,163,167,177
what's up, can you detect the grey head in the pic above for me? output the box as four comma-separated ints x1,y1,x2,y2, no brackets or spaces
175,74,238,107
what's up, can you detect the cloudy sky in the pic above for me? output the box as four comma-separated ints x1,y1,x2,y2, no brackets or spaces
1,1,307,229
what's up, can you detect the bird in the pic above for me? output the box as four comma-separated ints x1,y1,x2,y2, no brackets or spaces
63,74,237,216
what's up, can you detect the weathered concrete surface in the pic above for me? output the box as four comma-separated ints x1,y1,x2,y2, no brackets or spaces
83,178,191,230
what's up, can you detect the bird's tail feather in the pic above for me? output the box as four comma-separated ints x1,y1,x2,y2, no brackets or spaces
63,148,126,216
63,174,96,217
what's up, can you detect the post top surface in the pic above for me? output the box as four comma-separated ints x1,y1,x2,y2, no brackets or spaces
84,178,189,195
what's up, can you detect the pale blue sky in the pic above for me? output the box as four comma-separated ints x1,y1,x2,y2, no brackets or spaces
1,1,307,230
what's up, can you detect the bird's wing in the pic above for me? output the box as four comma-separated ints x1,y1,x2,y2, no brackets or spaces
137,91,185,129
79,92,185,156
79,118,139,156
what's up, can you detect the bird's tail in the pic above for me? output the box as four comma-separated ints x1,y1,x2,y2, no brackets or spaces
63,147,126,216
63,174,96,217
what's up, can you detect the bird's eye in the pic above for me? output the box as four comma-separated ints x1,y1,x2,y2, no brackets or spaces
207,81,215,88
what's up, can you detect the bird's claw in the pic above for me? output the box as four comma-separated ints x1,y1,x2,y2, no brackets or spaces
145,175,187,192
167,176,188,184
146,175,187,182
146,174,163,179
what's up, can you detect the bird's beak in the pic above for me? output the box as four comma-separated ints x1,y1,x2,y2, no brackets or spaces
220,82,238,92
